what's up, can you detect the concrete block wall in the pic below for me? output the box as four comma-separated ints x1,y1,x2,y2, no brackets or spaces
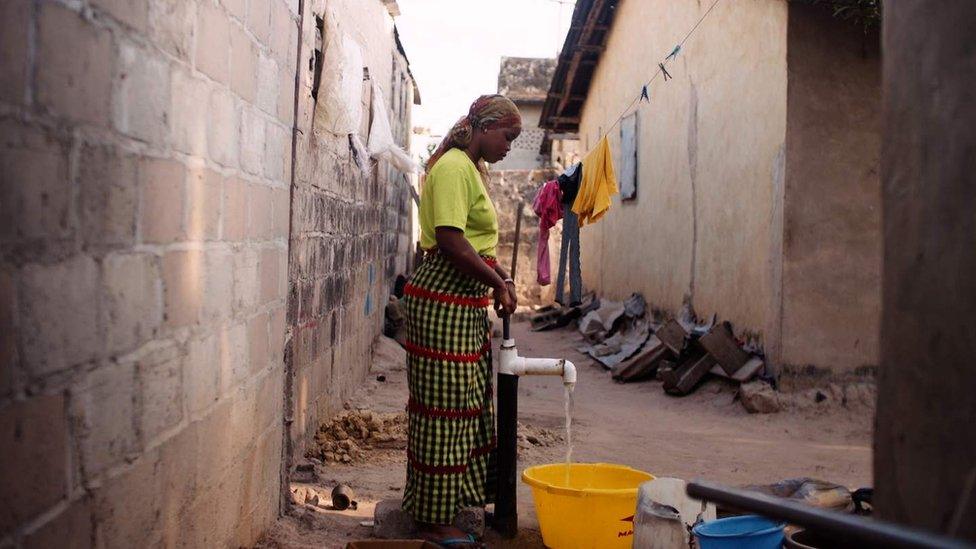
285,0,415,459
1,0,297,546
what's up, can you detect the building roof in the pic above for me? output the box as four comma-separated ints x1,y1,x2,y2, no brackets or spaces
497,57,558,104
394,25,421,105
539,0,618,132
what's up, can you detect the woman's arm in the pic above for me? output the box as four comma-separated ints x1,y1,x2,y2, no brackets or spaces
435,227,516,314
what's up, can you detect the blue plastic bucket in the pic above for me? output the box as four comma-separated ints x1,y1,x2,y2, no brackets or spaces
692,515,785,549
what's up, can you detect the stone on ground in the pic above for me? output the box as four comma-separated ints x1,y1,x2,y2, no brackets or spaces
740,381,782,414
373,499,485,539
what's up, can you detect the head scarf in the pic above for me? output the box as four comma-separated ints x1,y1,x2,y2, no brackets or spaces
427,94,521,176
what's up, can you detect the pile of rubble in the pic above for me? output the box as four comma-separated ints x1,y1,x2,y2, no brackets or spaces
532,293,769,401
517,421,564,452
309,409,407,464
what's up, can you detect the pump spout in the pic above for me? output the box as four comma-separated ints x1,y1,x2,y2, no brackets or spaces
498,339,576,384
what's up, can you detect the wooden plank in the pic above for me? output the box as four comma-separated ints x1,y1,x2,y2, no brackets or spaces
655,319,688,355
699,322,750,375
556,0,606,116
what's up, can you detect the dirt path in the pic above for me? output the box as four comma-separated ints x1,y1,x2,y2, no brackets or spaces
260,320,874,548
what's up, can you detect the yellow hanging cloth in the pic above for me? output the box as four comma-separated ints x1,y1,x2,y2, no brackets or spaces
572,135,618,226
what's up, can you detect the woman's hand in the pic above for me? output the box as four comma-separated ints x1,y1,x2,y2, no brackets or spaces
505,279,518,310
493,282,517,316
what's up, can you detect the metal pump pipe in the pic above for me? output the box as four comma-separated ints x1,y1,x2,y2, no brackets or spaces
493,200,578,538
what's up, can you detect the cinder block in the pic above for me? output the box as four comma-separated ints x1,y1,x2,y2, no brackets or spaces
269,305,286,364
247,184,273,239
22,496,92,549
184,332,220,414
140,157,186,244
161,249,203,328
78,144,138,248
0,126,71,242
263,122,288,181
0,394,69,536
248,312,269,374
169,69,210,155
151,0,196,60
20,256,99,376
203,248,234,321
113,41,171,146
240,108,266,176
208,88,240,168
277,64,295,126
271,187,290,239
246,0,272,45
195,1,231,85
72,361,140,478
221,322,250,395
91,450,164,548
270,1,295,66
222,177,248,240
230,25,257,102
36,3,113,125
91,0,149,31
259,247,281,304
232,247,260,313
256,55,278,116
0,1,29,105
135,342,183,442
186,166,222,241
102,252,162,356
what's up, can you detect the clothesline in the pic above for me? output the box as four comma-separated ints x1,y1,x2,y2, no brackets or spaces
593,0,726,147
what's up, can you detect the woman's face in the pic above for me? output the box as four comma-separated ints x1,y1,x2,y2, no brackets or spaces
481,124,522,164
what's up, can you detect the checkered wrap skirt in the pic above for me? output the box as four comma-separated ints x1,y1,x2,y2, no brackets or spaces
401,252,497,525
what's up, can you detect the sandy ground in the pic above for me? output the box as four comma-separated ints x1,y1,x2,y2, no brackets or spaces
259,320,874,548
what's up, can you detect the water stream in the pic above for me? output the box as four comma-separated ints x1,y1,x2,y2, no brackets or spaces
564,381,575,486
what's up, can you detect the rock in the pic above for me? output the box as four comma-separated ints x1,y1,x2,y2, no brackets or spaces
290,486,309,505
526,435,540,445
372,335,407,372
341,454,352,463
740,381,782,414
454,507,486,538
374,499,417,539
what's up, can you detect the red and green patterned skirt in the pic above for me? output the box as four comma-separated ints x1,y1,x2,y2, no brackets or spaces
401,252,496,525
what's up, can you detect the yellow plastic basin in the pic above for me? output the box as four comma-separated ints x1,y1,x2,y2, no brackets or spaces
522,463,654,548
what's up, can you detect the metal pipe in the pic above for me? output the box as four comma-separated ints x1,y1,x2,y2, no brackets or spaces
494,371,519,538
686,480,975,549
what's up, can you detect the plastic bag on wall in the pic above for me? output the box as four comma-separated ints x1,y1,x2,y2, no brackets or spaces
313,25,364,137
367,80,420,174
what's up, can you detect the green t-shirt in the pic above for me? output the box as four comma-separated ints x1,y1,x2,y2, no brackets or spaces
420,148,499,257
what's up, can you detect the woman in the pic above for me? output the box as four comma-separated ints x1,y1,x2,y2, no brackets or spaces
402,95,521,547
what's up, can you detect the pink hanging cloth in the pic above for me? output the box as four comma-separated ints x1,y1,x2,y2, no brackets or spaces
532,180,564,285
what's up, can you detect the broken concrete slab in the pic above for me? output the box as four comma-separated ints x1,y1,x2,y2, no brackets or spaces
655,319,688,355
699,322,750,375
611,336,668,382
663,352,716,396
709,356,765,383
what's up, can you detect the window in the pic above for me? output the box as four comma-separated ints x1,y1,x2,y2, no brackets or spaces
619,112,638,201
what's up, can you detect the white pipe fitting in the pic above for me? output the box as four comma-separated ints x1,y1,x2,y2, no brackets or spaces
498,338,577,385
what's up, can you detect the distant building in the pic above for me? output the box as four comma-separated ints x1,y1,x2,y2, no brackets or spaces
493,57,557,170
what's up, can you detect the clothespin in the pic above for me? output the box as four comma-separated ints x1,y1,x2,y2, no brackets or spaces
640,85,650,103
659,63,672,82
666,44,681,61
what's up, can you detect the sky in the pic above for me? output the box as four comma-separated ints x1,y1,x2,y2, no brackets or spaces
395,0,575,136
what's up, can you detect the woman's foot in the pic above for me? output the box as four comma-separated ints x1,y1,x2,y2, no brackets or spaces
416,523,484,548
